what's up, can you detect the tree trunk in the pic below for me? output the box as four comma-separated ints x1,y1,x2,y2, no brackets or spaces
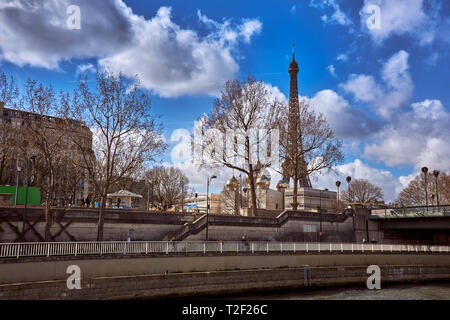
97,194,107,241
44,195,53,241
0,161,5,185
248,165,258,217
292,178,298,210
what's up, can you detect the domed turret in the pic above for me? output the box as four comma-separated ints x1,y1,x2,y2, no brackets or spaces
276,177,290,190
256,174,271,189
226,176,240,191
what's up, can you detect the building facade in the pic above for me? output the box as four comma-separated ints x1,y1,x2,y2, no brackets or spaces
0,102,92,205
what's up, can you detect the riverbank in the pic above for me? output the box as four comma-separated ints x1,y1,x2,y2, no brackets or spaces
1,263,450,299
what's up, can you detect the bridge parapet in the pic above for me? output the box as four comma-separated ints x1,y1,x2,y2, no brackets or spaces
371,205,450,219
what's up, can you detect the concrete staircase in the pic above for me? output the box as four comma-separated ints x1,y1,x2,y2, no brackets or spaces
161,210,351,241
162,214,207,241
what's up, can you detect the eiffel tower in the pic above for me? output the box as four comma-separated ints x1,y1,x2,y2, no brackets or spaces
286,44,312,188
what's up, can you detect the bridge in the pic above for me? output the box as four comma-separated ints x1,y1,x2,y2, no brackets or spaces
369,205,450,245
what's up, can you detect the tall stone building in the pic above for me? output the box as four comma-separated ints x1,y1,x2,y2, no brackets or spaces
0,101,92,205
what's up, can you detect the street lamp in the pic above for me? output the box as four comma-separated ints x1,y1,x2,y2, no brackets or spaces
205,174,217,241
319,189,324,242
181,179,185,213
335,181,341,212
147,182,150,211
346,176,352,208
15,165,21,206
433,170,440,210
21,154,36,242
422,167,428,211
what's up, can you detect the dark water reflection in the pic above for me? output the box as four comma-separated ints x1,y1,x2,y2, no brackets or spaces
223,282,450,300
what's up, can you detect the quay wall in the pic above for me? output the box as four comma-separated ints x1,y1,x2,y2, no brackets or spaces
1,253,450,299
0,207,358,242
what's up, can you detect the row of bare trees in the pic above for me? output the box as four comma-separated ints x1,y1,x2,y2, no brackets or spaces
396,171,450,207
341,179,384,207
62,70,167,240
0,68,167,240
339,172,450,208
144,166,192,211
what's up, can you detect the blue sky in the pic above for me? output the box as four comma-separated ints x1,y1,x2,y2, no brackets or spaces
1,0,449,200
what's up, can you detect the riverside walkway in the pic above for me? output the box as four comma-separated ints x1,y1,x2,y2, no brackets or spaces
1,241,449,259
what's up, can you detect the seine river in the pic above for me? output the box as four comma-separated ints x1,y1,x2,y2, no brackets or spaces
223,282,450,300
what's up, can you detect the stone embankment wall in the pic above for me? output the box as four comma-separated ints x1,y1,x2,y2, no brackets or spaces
1,252,449,299
0,207,358,242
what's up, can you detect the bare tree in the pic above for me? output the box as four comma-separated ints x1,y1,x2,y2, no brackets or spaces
146,166,190,211
197,76,281,216
64,70,166,240
341,179,383,207
0,69,20,185
396,172,450,207
219,188,234,215
20,79,68,240
278,99,343,210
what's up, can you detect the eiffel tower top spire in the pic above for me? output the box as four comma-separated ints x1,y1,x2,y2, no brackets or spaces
289,45,299,75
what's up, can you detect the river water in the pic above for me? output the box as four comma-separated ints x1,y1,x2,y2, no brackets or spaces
225,282,450,300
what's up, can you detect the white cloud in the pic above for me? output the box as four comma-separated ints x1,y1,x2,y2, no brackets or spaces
260,83,378,140
312,158,403,203
336,53,348,62
310,0,352,26
0,0,133,69
239,20,263,43
290,4,297,15
76,63,96,74
340,50,413,119
327,64,337,77
168,161,233,193
360,0,441,45
263,83,288,103
340,74,383,103
305,89,379,140
364,99,450,172
0,2,262,98
99,7,261,98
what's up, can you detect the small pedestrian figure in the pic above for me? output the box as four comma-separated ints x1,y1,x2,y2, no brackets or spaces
85,196,90,208
241,235,249,251
362,238,367,244
117,198,121,209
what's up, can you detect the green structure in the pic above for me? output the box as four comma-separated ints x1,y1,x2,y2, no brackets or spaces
0,185,41,206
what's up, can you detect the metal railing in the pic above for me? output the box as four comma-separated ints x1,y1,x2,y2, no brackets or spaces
0,241,449,259
371,205,450,218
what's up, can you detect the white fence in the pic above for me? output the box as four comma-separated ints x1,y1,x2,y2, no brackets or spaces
0,241,449,259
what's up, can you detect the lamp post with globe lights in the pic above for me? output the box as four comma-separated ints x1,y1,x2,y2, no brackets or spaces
422,167,428,211
433,170,440,210
346,176,352,208
205,175,217,241
21,154,36,242
335,181,341,212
